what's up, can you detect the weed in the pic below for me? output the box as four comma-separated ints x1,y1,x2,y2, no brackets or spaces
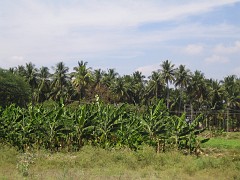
17,152,35,177
1,143,240,179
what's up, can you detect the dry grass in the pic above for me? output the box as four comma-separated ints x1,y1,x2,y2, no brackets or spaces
1,144,240,180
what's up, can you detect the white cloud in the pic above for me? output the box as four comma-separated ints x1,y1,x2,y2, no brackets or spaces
11,56,24,61
214,41,240,54
0,0,240,70
184,44,204,55
3,0,237,28
109,51,144,59
136,64,159,77
205,55,229,64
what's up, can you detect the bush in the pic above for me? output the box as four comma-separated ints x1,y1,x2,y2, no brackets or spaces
0,68,30,107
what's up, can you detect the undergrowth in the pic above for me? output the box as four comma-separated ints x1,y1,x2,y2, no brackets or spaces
0,144,240,179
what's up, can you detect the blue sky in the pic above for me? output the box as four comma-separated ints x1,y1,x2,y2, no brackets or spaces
1,0,240,80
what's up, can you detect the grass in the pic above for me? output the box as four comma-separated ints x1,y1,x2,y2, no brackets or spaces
201,132,240,149
1,132,240,179
202,138,240,149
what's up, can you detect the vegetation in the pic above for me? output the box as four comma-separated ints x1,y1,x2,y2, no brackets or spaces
0,100,208,154
0,68,30,107
1,60,240,178
1,140,240,179
2,60,240,131
202,132,240,149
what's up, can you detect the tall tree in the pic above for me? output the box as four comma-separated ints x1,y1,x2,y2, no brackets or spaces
131,71,146,104
16,65,27,77
206,79,225,128
71,61,93,101
102,69,119,88
222,75,240,131
207,79,224,110
175,65,191,112
187,70,208,114
93,69,104,90
160,60,175,109
110,77,128,103
222,75,240,109
36,66,51,102
147,71,163,102
91,69,113,103
51,62,69,101
25,62,38,104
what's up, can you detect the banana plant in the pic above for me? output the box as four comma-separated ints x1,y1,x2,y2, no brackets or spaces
116,111,143,150
140,100,170,153
0,104,25,150
41,104,66,150
170,113,209,154
94,103,125,148
170,113,189,150
187,115,210,154
71,104,96,150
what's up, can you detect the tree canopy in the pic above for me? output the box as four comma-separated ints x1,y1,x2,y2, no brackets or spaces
0,68,30,107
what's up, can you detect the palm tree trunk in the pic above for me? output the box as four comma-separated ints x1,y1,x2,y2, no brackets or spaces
31,87,35,106
156,84,158,101
179,86,183,115
167,83,170,109
227,106,229,132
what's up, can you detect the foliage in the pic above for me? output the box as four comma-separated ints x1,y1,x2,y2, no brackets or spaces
140,100,170,152
0,100,208,154
1,58,240,156
0,69,30,107
3,60,240,131
170,114,209,154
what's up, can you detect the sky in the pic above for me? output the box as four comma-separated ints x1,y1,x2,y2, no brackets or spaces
1,0,240,80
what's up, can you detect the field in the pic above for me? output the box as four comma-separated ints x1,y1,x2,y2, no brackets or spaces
1,132,240,180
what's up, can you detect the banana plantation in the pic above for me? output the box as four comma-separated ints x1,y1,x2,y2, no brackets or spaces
1,60,240,152
0,99,208,153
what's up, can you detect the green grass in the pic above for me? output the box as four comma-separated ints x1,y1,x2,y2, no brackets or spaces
201,132,240,150
0,144,240,180
203,138,240,149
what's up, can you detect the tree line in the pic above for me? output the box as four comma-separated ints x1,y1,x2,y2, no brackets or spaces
1,60,240,131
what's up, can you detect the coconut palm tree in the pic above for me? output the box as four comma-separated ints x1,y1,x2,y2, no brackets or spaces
71,61,93,101
147,71,163,102
16,65,27,77
110,77,128,103
91,69,114,103
51,62,69,101
131,71,146,104
133,71,145,84
160,60,175,109
36,66,51,102
92,69,104,90
222,75,240,131
102,68,119,88
205,79,225,129
187,70,208,120
175,64,191,112
25,62,38,104
207,79,224,110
